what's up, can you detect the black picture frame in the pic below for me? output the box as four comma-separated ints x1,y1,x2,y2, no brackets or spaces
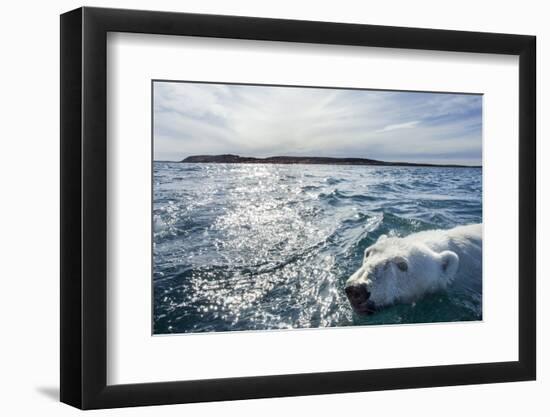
60,6,536,410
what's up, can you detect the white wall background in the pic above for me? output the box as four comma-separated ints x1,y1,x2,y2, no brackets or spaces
0,0,545,415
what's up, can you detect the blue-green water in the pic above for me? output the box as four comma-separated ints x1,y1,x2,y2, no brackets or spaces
153,162,482,334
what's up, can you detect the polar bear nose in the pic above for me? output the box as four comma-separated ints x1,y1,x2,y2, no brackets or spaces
345,284,371,305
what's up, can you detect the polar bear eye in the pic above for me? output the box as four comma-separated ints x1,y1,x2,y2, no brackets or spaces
365,250,371,259
394,257,408,272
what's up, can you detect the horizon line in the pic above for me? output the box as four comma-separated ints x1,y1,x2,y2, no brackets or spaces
154,154,482,168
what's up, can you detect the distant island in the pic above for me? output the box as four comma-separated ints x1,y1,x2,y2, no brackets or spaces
180,154,480,168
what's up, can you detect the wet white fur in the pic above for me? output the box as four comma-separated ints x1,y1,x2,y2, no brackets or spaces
346,224,482,307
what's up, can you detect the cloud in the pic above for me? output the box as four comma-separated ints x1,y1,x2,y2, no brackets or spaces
153,82,482,165
376,121,420,132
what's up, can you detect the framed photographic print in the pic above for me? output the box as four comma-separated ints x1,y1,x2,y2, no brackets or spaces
60,6,536,409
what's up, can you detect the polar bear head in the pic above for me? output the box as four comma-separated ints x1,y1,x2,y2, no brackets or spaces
344,234,459,314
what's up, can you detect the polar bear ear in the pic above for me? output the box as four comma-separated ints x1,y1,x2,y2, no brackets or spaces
377,234,388,243
440,250,459,283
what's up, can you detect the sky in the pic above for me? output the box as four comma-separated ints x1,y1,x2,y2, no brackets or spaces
153,81,482,165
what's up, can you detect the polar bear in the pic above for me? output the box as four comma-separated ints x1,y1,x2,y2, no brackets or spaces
345,223,482,314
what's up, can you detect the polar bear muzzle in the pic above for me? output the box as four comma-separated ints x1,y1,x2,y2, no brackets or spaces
345,284,376,314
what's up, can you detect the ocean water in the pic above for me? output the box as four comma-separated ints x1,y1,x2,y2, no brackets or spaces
153,162,482,334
